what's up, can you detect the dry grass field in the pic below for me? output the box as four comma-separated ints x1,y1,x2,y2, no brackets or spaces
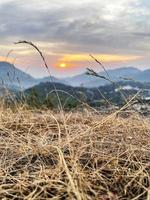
0,105,150,199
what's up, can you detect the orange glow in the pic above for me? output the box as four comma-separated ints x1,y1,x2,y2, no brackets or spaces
0,56,14,63
60,54,142,63
59,63,67,68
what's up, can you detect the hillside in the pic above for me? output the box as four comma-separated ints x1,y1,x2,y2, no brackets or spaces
24,81,119,108
0,107,149,199
24,80,150,108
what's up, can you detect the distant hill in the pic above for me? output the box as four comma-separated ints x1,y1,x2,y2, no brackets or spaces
135,69,150,82
84,67,142,87
0,62,149,91
0,62,37,89
0,62,69,90
39,67,150,88
62,67,142,87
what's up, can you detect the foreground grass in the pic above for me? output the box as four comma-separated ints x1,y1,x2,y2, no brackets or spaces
0,106,150,199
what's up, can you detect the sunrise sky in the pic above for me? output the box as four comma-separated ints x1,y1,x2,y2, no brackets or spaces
0,0,150,78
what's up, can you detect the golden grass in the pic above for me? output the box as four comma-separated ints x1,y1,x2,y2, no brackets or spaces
0,106,150,199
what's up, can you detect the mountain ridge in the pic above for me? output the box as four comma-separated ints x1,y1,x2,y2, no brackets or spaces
0,62,149,89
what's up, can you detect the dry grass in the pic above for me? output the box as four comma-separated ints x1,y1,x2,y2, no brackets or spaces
0,105,149,200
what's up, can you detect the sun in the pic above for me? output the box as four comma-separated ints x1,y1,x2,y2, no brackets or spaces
59,63,67,68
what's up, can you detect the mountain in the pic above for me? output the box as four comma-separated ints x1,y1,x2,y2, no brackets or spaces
0,62,37,89
0,62,149,91
83,67,142,87
0,62,69,90
62,67,141,87
135,69,150,82
37,67,149,88
103,67,140,78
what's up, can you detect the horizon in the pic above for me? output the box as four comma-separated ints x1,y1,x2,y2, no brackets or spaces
0,60,149,79
0,0,150,77
18,65,150,79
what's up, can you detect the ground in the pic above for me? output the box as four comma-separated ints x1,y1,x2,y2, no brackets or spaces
0,106,150,199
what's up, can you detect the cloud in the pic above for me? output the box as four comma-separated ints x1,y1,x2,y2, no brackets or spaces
0,0,150,61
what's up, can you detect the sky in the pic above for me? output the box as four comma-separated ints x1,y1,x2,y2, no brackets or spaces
0,0,150,78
